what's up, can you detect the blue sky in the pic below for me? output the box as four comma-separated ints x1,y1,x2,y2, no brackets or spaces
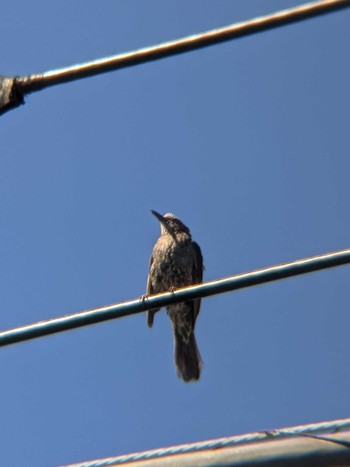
1,2,350,466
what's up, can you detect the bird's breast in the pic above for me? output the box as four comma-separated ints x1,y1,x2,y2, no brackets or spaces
150,236,195,291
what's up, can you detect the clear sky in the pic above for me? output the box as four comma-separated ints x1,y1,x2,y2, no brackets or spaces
1,2,350,466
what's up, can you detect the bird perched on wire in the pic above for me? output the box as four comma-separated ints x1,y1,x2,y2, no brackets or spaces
146,210,204,382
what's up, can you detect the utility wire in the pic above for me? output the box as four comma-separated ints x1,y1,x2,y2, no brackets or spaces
61,417,350,466
1,0,349,115
0,247,349,348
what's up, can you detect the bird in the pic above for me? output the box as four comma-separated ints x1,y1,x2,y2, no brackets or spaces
146,210,204,382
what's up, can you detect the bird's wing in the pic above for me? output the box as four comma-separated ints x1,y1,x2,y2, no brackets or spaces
192,241,203,283
146,253,160,327
191,241,204,322
146,254,154,296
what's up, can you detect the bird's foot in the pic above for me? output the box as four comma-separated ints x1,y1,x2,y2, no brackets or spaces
139,294,149,309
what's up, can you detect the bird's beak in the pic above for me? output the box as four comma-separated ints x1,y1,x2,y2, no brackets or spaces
151,209,170,232
151,210,165,223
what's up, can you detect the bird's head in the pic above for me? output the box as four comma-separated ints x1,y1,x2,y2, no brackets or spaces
151,210,190,236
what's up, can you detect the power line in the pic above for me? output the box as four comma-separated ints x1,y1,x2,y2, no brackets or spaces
61,417,350,466
1,0,349,115
0,247,349,348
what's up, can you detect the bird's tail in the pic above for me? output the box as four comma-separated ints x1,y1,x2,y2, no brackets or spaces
147,308,160,328
173,324,203,382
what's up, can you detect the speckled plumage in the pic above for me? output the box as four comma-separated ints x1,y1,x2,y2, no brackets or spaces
147,211,203,382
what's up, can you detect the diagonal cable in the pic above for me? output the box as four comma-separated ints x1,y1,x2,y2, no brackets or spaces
61,417,350,466
0,247,349,347
1,0,349,115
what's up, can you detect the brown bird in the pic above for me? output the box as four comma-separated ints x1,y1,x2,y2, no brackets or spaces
146,210,204,382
